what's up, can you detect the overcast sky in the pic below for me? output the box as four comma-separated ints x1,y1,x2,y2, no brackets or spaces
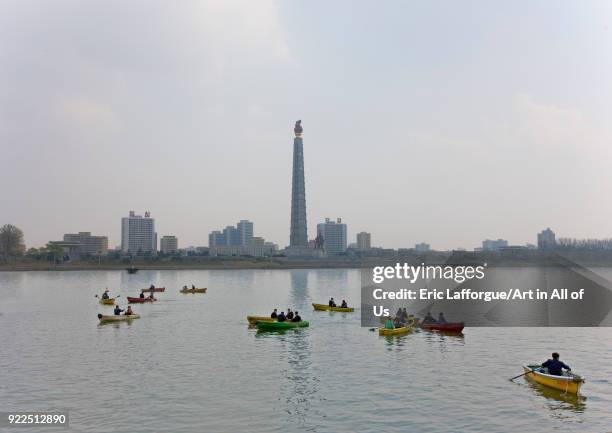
2,0,612,250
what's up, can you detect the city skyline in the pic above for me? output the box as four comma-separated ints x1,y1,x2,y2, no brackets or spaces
3,1,612,249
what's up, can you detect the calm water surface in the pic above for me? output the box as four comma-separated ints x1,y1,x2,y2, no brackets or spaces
1,269,611,433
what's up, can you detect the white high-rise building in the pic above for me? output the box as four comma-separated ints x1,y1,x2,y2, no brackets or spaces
356,232,371,250
237,220,254,245
121,211,156,254
317,218,347,254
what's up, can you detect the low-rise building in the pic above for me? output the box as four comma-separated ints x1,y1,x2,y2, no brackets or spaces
160,235,178,254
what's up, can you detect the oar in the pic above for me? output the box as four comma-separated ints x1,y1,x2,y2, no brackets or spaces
510,368,536,381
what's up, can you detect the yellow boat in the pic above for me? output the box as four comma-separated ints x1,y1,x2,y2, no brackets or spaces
378,319,420,336
99,297,116,305
312,303,354,312
523,365,584,394
180,287,207,294
247,315,276,325
98,313,140,323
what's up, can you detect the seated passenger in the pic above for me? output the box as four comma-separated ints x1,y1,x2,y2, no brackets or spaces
114,305,123,316
125,306,134,316
422,312,436,324
149,284,155,289
402,308,409,319
192,284,196,289
340,300,348,308
286,309,294,320
139,291,145,299
291,311,302,322
102,289,110,299
384,318,394,329
542,352,571,376
277,311,287,322
270,308,278,319
438,312,447,324
329,297,337,307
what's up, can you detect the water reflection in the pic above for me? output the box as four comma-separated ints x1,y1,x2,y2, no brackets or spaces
525,381,587,414
289,270,309,306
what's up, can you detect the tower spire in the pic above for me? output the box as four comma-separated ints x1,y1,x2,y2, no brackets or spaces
290,120,308,247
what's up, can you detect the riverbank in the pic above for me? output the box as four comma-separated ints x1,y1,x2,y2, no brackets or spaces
2,249,611,271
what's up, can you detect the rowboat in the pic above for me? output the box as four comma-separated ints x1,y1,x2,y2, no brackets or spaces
98,313,140,323
247,315,276,325
127,296,156,303
126,267,138,274
256,321,309,331
379,319,420,336
523,365,584,394
180,288,207,294
312,303,354,313
142,287,165,293
99,297,116,305
421,322,465,333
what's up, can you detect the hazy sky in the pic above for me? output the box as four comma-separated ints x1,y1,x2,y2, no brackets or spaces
2,0,612,250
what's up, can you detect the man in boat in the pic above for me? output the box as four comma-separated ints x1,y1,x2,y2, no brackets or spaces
102,289,110,299
291,311,302,322
277,311,287,322
341,300,348,308
139,291,145,299
287,309,294,320
422,312,436,324
384,318,395,329
438,312,447,324
402,308,409,320
149,284,155,290
192,284,196,290
114,305,124,316
125,306,134,316
270,308,278,319
541,352,571,376
329,298,337,307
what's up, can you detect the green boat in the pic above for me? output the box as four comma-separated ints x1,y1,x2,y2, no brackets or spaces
256,321,309,331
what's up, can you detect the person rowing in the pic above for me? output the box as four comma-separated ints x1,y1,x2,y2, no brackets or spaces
114,305,124,316
102,289,110,299
291,311,302,322
329,298,337,307
341,300,348,308
149,284,155,290
541,352,571,376
125,306,134,316
139,291,145,299
277,311,287,322
270,308,278,319
287,309,294,320
438,312,447,324
422,312,436,324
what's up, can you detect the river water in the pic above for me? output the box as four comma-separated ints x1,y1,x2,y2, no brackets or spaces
1,269,610,433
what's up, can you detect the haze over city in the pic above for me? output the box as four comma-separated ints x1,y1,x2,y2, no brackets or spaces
2,0,612,250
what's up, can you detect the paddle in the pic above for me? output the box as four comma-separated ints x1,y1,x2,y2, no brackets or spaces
509,368,536,381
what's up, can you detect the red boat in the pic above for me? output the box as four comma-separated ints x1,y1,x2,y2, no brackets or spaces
421,322,465,333
141,287,165,293
127,296,156,303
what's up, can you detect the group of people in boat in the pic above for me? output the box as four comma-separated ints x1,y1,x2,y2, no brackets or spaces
422,311,447,324
139,290,156,300
182,285,197,290
270,308,302,323
114,305,134,316
328,298,349,308
384,308,417,329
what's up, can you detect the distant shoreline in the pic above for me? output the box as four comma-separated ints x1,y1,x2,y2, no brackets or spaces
2,250,612,271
